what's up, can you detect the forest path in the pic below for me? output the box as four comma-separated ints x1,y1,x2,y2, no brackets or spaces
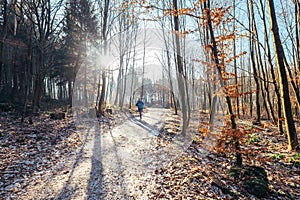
19,108,176,200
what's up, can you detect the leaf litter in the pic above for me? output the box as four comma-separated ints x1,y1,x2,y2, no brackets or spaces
0,109,299,199
142,111,300,200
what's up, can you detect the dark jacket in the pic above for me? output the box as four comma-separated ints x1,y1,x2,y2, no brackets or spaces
136,100,144,109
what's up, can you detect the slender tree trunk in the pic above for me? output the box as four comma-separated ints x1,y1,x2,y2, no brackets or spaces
114,65,121,105
160,9,178,115
109,73,113,103
32,47,45,114
173,0,188,135
191,64,195,110
249,0,261,124
68,80,73,106
267,0,298,150
114,15,125,106
21,35,32,123
98,0,110,113
253,14,271,121
98,71,106,115
233,0,240,118
259,0,283,133
141,22,146,99
283,56,300,109
203,84,207,112
279,0,300,110
129,25,138,109
0,0,7,95
204,0,242,166
255,46,271,120
120,51,130,109
241,72,246,116
166,49,178,114
295,2,300,80
179,7,191,126
295,1,300,116
129,69,135,109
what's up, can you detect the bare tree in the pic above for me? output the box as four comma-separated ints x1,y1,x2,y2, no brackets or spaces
258,0,284,133
267,0,298,150
203,0,242,166
20,0,63,108
97,0,110,115
172,0,189,135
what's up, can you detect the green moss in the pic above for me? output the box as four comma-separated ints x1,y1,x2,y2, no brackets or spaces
247,134,260,145
270,153,284,160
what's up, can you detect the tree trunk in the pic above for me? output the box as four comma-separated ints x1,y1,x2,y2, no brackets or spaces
0,0,8,96
249,0,261,124
233,0,240,118
99,0,109,112
32,47,45,114
295,2,300,87
141,23,146,99
129,26,138,109
267,0,298,150
160,10,178,115
173,0,188,135
98,71,106,115
259,0,283,134
255,46,271,120
284,56,300,110
204,0,242,166
21,42,32,123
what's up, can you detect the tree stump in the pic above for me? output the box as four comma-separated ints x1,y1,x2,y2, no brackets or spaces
50,112,65,120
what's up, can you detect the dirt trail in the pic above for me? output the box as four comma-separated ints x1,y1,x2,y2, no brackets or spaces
96,108,168,199
19,108,175,200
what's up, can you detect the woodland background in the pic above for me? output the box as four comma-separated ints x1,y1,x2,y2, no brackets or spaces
0,0,300,198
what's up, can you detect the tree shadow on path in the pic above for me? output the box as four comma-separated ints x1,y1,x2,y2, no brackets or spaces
86,122,103,199
87,120,129,199
129,115,160,136
56,125,93,199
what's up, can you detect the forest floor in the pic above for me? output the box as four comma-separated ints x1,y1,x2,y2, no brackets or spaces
0,108,300,199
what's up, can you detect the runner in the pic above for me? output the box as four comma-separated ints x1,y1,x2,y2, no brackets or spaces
136,98,144,120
